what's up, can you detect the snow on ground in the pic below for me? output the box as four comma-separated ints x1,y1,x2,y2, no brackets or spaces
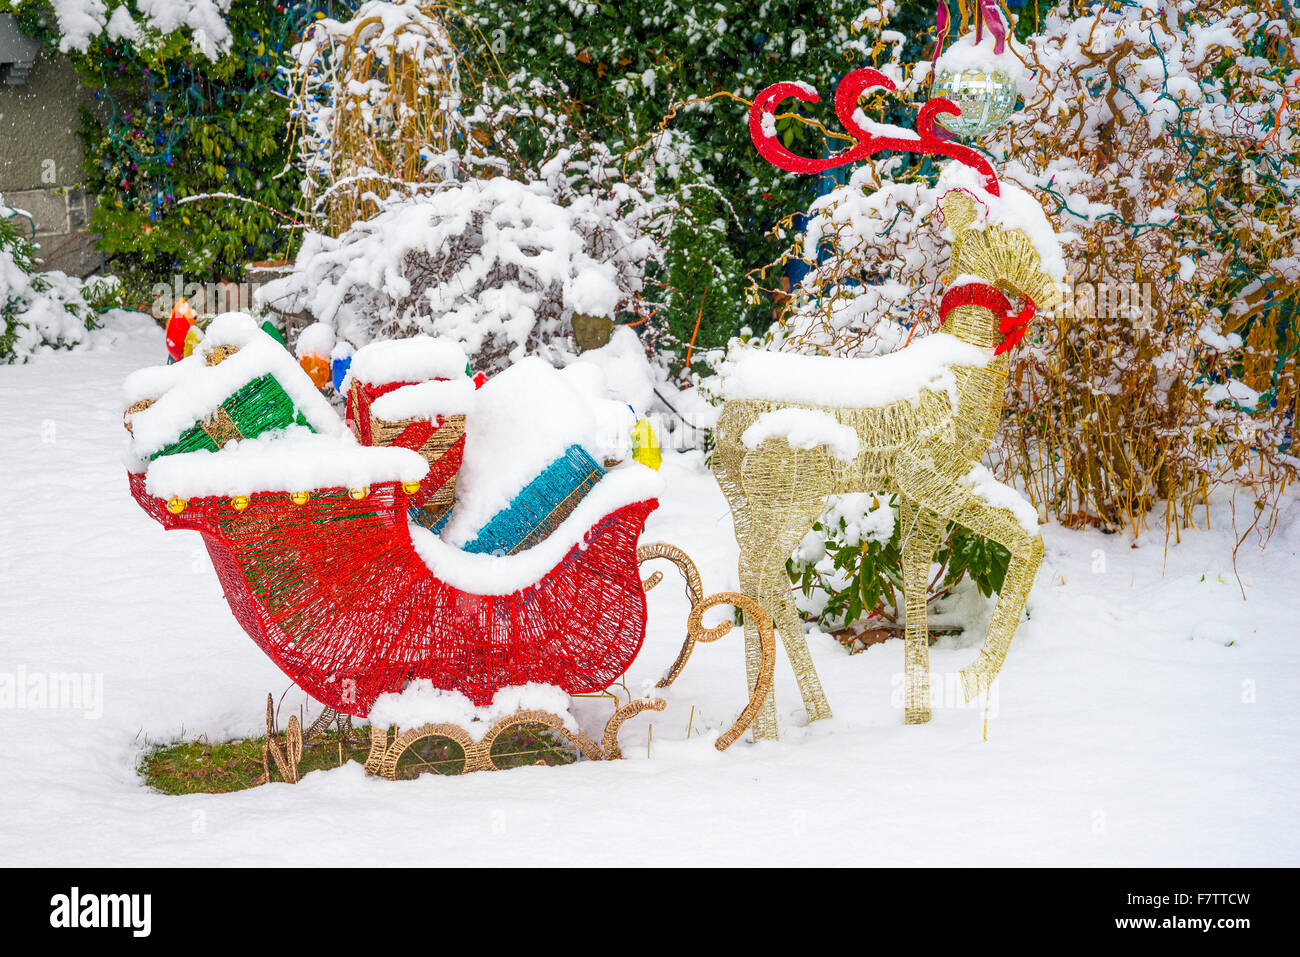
1,312,1298,866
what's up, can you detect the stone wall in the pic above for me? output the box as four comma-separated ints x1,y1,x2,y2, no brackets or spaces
0,25,111,278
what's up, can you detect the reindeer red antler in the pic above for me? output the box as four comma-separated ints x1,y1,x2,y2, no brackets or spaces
748,68,1000,196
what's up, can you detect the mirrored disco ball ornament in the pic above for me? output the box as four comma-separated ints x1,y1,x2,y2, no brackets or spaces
932,67,1018,139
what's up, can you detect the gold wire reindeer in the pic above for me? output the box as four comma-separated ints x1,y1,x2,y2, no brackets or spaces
714,69,1063,736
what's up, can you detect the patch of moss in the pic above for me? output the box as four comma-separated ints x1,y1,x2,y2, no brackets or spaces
139,724,576,794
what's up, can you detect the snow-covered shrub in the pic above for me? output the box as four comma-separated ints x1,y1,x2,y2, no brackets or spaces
998,0,1299,534
0,200,105,363
262,69,671,374
786,493,1011,647
286,0,463,233
261,173,656,372
0,0,234,58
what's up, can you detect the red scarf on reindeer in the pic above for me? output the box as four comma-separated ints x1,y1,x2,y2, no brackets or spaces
939,282,1036,356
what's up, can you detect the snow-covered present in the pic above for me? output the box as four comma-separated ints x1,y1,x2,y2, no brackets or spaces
370,377,479,422
142,427,429,500
368,682,577,739
720,333,990,408
439,357,601,549
957,463,1039,534
347,335,469,387
407,462,663,595
123,313,344,461
742,409,860,461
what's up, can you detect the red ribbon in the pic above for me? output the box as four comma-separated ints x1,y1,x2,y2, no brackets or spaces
939,282,1036,355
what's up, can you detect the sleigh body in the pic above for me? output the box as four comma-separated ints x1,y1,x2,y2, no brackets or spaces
130,470,657,715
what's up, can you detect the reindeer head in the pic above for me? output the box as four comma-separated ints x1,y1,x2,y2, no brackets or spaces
940,191,1061,320
750,75,1061,354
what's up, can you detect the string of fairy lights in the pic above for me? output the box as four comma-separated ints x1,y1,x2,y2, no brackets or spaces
87,2,358,229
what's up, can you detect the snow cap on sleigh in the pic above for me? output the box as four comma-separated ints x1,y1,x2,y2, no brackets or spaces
376,355,657,560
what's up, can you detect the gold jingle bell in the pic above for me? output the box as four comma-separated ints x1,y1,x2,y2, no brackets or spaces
231,495,250,512
166,497,187,515
290,491,310,506
349,487,369,500
402,481,421,495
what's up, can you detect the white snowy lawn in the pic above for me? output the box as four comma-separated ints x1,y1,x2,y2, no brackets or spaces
2,313,1297,866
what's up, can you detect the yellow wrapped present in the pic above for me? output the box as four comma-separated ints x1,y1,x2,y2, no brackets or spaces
631,418,661,470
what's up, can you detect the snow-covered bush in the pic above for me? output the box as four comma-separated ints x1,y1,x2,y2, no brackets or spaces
786,493,1012,647
986,0,1300,536
286,0,463,234
1,200,107,363
0,0,234,58
263,63,671,374
260,172,657,372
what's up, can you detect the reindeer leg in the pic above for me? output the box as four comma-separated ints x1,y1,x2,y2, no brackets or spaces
899,496,945,724
738,534,781,742
735,508,834,740
752,526,833,724
956,525,1043,701
735,463,836,735
897,449,1044,705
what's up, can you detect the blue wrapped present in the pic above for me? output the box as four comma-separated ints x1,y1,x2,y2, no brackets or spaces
459,445,604,555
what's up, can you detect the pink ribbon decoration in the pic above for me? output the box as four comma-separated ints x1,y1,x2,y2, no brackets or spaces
933,2,952,72
975,0,1008,55
747,68,1000,195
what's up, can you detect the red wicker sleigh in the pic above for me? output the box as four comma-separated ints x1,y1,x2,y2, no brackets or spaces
129,471,657,716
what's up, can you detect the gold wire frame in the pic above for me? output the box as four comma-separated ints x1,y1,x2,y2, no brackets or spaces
714,191,1062,726
638,544,783,749
259,693,303,785
363,700,670,778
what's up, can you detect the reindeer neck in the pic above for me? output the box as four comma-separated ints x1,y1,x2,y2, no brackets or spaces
943,236,1001,351
944,301,999,351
